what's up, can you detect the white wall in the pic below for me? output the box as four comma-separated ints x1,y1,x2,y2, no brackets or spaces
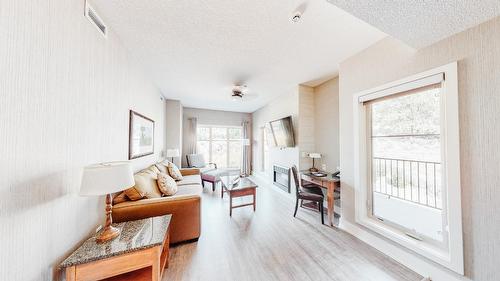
0,1,165,280
313,77,340,172
252,90,299,180
165,100,183,167
182,107,251,167
339,16,500,281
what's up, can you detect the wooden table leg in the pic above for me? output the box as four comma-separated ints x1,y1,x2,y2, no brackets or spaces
152,247,161,281
327,182,335,226
229,192,233,216
66,266,76,281
253,189,256,211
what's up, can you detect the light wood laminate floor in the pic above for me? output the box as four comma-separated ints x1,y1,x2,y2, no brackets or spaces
163,176,422,281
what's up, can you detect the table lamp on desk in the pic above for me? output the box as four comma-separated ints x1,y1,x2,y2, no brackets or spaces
80,161,135,243
307,153,321,172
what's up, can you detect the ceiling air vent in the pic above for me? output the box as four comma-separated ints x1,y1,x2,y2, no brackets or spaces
85,1,107,38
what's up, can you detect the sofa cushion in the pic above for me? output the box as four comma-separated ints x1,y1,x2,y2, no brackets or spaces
201,169,221,182
113,188,201,209
176,184,203,196
176,174,202,186
200,167,217,174
125,171,162,199
167,162,183,180
157,172,178,196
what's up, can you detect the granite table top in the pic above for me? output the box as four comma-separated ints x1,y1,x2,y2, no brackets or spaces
60,214,171,268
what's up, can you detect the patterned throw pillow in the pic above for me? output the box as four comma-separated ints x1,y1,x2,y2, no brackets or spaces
167,162,183,181
157,172,178,196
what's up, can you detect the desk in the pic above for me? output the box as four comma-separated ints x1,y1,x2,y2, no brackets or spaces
300,172,340,226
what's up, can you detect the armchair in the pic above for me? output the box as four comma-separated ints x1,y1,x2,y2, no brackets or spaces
186,154,217,171
186,154,219,191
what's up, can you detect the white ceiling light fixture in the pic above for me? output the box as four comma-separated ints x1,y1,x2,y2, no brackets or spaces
231,85,257,102
290,2,308,23
291,11,302,23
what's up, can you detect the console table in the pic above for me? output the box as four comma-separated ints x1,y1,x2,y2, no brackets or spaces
60,215,171,281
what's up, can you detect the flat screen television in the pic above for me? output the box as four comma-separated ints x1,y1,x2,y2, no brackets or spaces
269,116,295,147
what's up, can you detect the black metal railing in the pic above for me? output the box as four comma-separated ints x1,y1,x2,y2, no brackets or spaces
372,157,442,209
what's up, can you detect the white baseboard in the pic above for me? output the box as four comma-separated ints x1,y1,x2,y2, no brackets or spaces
339,219,469,281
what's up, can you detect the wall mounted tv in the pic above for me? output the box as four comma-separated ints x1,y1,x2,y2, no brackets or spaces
269,116,295,147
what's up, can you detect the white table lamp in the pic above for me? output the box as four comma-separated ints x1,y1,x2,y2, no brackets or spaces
166,148,180,162
80,161,135,243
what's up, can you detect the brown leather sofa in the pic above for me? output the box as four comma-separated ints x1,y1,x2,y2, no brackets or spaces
112,167,202,244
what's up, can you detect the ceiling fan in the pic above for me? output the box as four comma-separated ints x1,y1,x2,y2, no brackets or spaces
230,85,258,101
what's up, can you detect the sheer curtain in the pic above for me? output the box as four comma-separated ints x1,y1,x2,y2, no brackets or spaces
241,121,251,175
184,117,198,166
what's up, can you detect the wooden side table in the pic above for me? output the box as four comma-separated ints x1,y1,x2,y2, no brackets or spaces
60,215,171,281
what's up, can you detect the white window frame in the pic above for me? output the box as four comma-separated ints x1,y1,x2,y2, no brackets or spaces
197,125,243,168
352,62,463,274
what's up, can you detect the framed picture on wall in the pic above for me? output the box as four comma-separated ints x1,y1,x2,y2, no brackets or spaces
129,110,154,159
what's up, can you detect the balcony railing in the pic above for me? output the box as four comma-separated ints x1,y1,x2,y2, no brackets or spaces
372,157,442,209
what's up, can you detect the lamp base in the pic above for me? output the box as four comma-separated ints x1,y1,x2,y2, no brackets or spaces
96,225,120,243
95,193,120,243
309,167,319,173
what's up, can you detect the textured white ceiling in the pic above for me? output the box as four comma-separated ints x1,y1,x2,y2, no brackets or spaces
92,0,385,112
327,0,500,49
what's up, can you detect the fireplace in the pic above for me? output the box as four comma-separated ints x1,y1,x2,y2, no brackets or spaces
273,165,291,193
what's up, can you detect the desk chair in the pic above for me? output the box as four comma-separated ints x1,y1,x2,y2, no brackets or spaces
291,165,324,224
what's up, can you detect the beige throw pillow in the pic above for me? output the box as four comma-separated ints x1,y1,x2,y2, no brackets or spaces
155,162,168,174
125,171,163,199
157,172,178,196
167,162,183,180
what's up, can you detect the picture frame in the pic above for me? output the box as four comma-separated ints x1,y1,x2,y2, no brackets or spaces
129,110,155,159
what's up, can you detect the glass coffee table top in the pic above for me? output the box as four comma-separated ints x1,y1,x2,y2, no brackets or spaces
221,175,258,191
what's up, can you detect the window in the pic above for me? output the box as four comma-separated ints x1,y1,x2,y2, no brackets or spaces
197,126,243,168
353,63,463,274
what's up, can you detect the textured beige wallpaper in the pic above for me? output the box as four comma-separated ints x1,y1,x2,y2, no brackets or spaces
298,85,316,170
339,16,500,281
0,0,165,280
313,78,340,172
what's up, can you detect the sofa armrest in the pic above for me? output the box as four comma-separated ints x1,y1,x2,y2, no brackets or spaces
180,168,200,176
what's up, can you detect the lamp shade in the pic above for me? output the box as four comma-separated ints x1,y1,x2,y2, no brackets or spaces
80,162,135,196
166,149,180,158
308,153,322,159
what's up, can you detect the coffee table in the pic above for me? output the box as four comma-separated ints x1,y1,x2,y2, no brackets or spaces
220,175,258,216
